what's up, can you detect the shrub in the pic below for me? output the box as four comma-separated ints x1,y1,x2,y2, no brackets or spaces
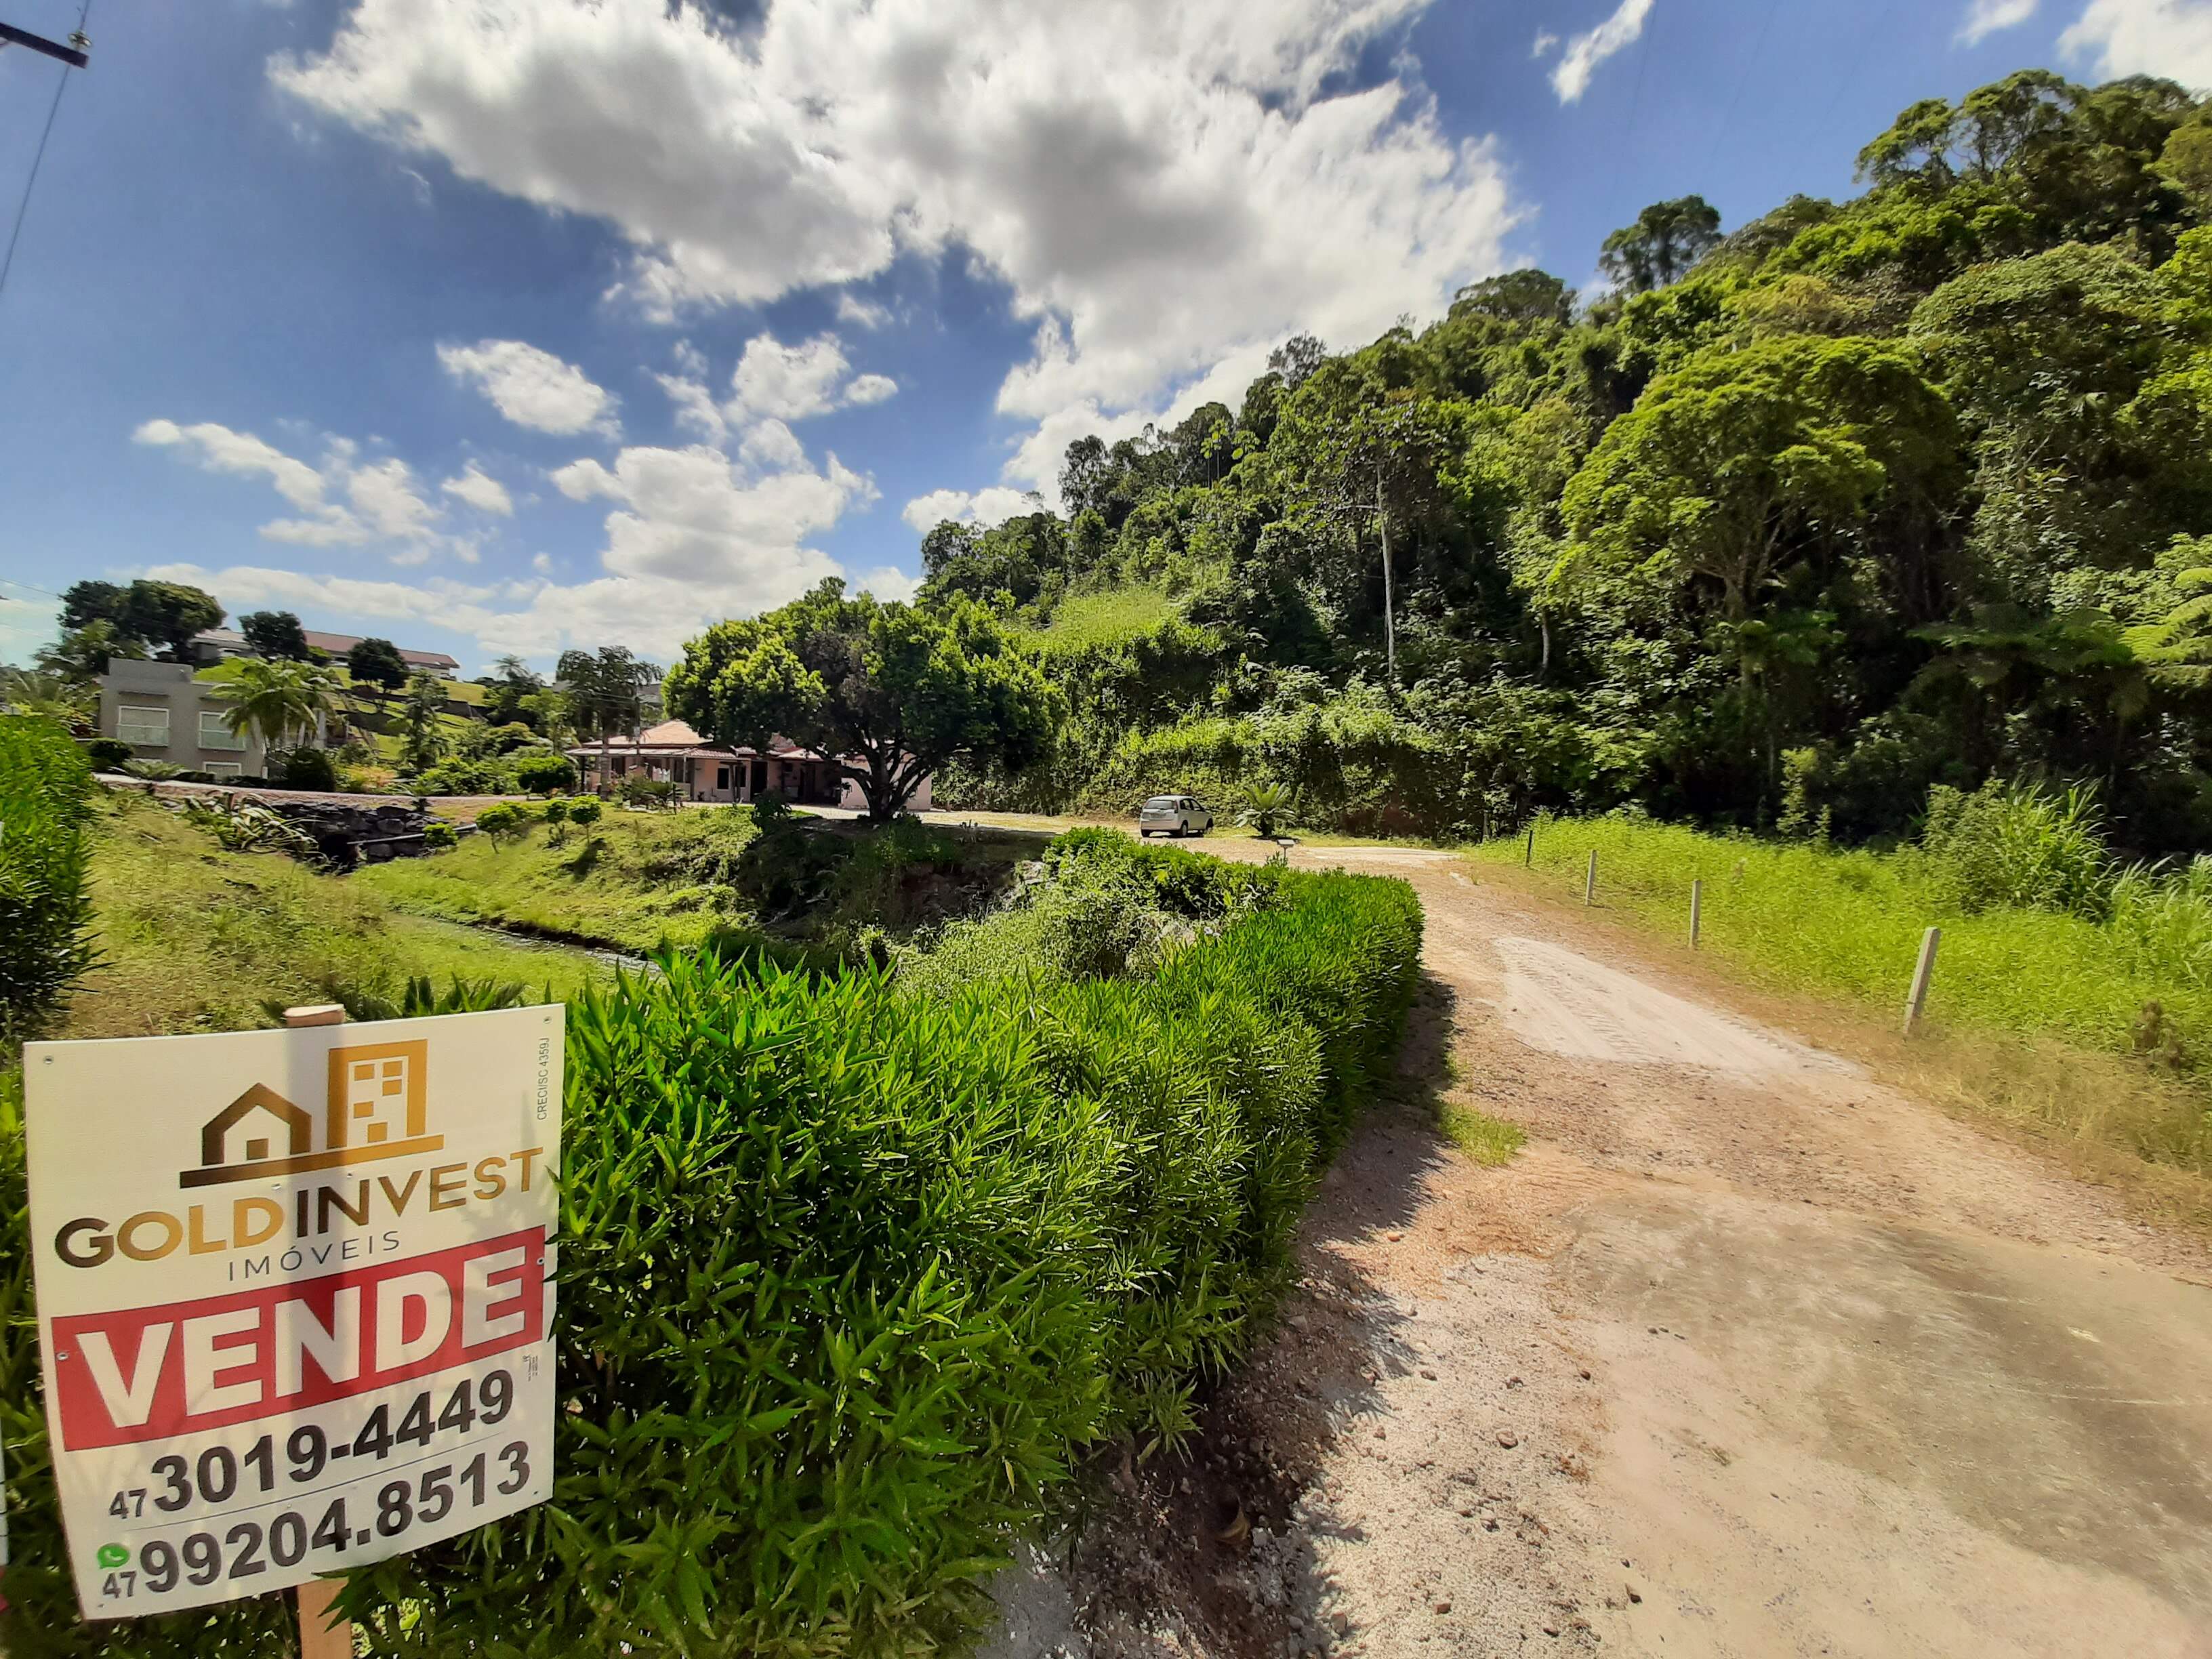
567,798,603,830
618,773,682,810
1914,779,2113,919
474,802,525,842
0,716,98,1047
268,745,337,792
515,751,577,795
423,820,458,849
409,756,516,796
0,843,1419,1657
84,737,131,771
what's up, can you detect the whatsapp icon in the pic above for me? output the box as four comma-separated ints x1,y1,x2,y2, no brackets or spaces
96,1543,129,1569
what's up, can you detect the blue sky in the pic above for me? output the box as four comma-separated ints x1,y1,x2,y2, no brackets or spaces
1,0,2205,674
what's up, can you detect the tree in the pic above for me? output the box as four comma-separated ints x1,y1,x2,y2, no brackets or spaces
1269,333,1326,388
37,621,143,682
212,659,345,753
1059,435,1113,520
398,671,450,774
1452,269,1574,325
484,654,545,726
664,579,1063,821
59,580,127,633
1561,335,1963,644
348,636,411,691
240,610,313,661
1600,196,1723,293
0,668,95,729
556,645,661,794
119,580,224,660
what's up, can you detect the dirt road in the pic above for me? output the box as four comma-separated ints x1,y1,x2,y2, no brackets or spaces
1000,838,2212,1659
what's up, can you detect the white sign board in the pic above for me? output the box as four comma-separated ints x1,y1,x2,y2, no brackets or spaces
22,1006,562,1620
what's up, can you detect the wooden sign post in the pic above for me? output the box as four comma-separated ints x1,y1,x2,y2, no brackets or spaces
1584,849,1598,907
1689,879,1702,949
1903,927,1942,1036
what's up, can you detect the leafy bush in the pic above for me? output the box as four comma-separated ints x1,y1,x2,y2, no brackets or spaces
567,798,603,830
423,820,458,849
515,750,577,794
268,745,339,792
617,773,683,810
1914,779,2113,919
0,842,1419,1656
408,755,516,796
83,737,131,771
474,802,525,842
0,717,98,1046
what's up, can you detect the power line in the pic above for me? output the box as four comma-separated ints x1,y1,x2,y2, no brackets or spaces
0,0,93,302
0,574,64,600
1701,0,1782,183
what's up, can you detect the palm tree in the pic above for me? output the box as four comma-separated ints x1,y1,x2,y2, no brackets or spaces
0,667,96,731
556,647,662,796
398,671,451,775
212,658,345,755
1238,781,1296,838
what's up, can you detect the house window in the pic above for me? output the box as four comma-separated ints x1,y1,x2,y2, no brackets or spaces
205,762,243,777
199,711,247,751
716,765,730,791
117,705,169,746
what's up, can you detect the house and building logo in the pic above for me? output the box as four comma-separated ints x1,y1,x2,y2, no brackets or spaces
180,1040,441,1189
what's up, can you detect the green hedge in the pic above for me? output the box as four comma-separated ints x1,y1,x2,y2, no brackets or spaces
0,716,98,1050
0,840,1420,1656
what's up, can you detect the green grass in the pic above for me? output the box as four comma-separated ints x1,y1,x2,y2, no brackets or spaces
1439,1103,1528,1166
65,792,609,1039
1027,583,1179,652
354,807,762,954
1469,813,2212,1185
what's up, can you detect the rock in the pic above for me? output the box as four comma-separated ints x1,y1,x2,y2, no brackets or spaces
1433,1601,1452,1614
1507,1376,1523,1389
1387,1231,1404,1242
1373,1426,1387,1441
1626,1585,1642,1604
1579,1369,1593,1380
1418,1368,1437,1380
1329,1611,1353,1636
1496,1431,1520,1449
1543,1625,1561,1638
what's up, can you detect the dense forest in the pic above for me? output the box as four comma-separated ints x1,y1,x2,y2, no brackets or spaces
922,70,2212,853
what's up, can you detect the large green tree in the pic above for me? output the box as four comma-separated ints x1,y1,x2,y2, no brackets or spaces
346,636,411,691
240,609,314,661
665,581,1063,820
1600,196,1723,293
556,645,661,794
213,658,346,754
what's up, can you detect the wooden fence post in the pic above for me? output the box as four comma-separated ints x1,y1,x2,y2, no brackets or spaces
1524,826,1534,867
1690,878,1702,949
283,1004,356,1659
1902,928,1941,1037
1584,849,1597,907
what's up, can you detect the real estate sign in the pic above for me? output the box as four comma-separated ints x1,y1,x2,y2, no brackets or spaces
22,1007,562,1620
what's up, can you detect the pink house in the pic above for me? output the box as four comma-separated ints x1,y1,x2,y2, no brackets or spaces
566,719,933,811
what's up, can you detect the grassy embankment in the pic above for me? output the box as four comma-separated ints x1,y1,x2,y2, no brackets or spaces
1469,814,2212,1223
66,791,608,1040
355,802,1050,956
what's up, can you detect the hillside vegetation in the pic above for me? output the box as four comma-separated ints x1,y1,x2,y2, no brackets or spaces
66,790,607,1037
926,70,2212,856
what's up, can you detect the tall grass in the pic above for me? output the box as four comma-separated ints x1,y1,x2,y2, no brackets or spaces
1470,802,2212,1179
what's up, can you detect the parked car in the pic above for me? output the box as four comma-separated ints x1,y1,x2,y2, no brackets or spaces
1136,794,1213,837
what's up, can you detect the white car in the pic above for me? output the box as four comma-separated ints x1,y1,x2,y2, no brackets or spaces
1137,794,1213,837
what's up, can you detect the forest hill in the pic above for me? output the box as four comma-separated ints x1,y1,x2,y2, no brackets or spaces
912,70,2212,858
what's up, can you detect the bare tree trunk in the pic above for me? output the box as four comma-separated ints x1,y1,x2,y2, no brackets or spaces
1377,461,1395,688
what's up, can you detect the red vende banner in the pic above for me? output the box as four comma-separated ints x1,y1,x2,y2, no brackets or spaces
49,1229,545,1449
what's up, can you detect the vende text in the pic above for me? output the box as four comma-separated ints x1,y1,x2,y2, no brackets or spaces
49,1230,544,1450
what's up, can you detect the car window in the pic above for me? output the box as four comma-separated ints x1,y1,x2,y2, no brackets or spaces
1143,796,1176,809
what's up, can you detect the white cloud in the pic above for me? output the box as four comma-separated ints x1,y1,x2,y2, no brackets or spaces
276,0,1516,474
853,565,920,604
900,485,1043,533
1957,0,2039,41
441,462,514,515
835,293,891,329
437,339,618,436
2062,0,2212,89
737,419,808,472
136,417,452,556
0,590,59,664
134,417,327,511
844,373,899,407
655,367,727,440
1531,30,1560,57
1552,0,1655,103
